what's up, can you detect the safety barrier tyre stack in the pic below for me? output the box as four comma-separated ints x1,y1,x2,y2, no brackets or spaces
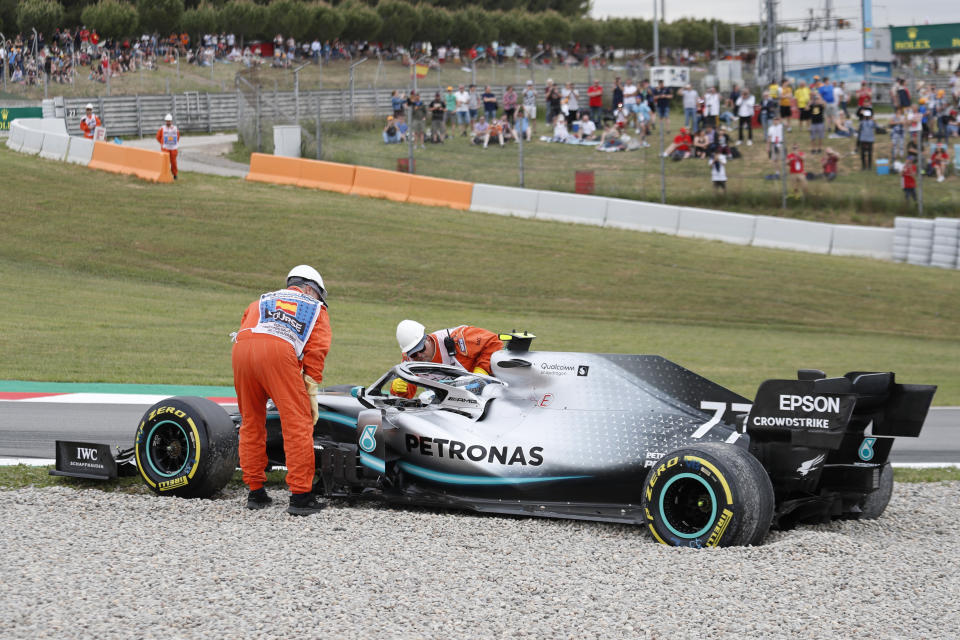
931,218,960,269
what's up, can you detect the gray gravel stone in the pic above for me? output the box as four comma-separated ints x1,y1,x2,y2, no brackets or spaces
1,482,958,639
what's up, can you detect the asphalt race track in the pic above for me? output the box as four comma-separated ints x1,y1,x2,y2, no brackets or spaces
0,401,957,464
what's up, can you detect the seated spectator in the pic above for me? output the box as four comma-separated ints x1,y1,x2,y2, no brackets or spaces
822,147,840,181
930,144,950,182
382,116,402,144
716,126,739,159
473,115,491,148
552,115,571,143
396,114,409,140
499,118,515,142
577,114,598,140
597,121,626,151
692,129,709,158
662,128,693,160
832,113,855,138
488,116,506,147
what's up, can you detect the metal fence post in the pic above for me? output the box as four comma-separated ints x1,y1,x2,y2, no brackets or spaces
237,89,244,147
407,105,415,174
781,144,788,209
206,93,212,133
136,95,142,138
518,123,525,187
917,135,924,216
316,94,322,160
658,117,666,204
256,88,262,153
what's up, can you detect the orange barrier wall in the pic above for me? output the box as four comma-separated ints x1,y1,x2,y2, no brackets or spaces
297,160,356,193
350,166,412,202
244,152,475,212
88,141,132,177
246,152,302,186
407,175,474,210
88,141,173,183
126,146,174,183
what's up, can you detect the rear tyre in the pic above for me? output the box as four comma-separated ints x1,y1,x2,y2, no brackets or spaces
135,396,239,499
859,462,893,519
641,443,775,548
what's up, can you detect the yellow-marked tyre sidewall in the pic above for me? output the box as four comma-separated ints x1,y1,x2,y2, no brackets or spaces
134,396,238,499
641,443,774,548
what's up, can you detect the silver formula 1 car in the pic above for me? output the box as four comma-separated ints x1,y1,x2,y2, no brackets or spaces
54,333,936,547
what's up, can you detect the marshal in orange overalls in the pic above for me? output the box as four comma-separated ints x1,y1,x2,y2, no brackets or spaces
232,286,332,494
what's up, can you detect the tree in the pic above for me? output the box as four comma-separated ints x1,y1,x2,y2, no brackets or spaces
81,0,138,39
181,2,217,42
448,8,480,47
137,0,184,35
539,10,570,45
569,18,597,46
339,1,381,43
375,0,420,46
267,0,312,42
311,2,345,42
416,4,453,45
219,0,264,41
16,0,64,35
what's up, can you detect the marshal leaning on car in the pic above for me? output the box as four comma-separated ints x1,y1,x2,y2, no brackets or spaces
390,320,503,398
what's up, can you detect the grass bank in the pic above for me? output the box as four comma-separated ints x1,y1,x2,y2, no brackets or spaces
2,147,959,402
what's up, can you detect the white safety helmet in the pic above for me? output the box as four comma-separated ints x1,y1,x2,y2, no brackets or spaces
164,113,173,122
396,319,427,355
286,265,326,301
85,103,94,110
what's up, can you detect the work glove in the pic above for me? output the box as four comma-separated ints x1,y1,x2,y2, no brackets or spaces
303,373,319,424
390,378,417,398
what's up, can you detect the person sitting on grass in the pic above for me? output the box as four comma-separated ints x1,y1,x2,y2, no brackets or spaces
515,112,532,142
488,116,506,147
930,144,950,182
382,115,402,144
472,115,491,148
662,127,693,160
821,147,840,181
832,112,855,138
692,129,709,158
597,121,626,151
499,117,515,143
577,114,598,141
552,115,571,143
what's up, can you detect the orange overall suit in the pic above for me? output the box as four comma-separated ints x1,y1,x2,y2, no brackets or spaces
394,325,502,398
232,286,332,494
156,123,180,177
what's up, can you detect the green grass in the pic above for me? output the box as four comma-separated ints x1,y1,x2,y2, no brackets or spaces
1,464,955,491
245,118,959,225
2,146,960,403
0,57,608,101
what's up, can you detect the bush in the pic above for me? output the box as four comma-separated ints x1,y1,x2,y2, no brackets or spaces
311,2,344,43
267,0,312,43
374,0,420,47
219,0,266,42
339,1,381,44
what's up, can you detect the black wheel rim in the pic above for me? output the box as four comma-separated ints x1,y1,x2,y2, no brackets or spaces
659,473,718,539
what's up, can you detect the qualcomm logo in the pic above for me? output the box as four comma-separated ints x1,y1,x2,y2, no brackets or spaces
797,453,826,477
359,425,378,453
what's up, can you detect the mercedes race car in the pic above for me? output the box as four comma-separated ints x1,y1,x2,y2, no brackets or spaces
54,333,936,548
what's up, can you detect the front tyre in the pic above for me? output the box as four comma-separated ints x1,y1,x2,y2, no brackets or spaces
135,396,239,498
641,443,775,548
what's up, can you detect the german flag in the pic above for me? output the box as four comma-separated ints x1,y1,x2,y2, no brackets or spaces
275,299,298,316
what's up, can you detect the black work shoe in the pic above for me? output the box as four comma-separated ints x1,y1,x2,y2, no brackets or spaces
246,488,272,510
287,493,326,516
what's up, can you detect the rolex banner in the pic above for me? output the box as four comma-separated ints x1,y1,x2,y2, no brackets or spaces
0,107,43,131
889,23,960,52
